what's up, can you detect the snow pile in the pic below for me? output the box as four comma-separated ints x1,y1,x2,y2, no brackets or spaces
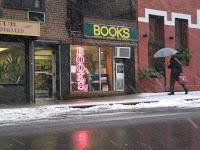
135,98,200,108
0,105,78,123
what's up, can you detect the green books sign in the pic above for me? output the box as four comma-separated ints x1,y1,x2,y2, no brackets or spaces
84,23,138,41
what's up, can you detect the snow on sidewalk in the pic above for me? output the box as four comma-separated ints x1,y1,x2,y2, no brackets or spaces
1,92,200,125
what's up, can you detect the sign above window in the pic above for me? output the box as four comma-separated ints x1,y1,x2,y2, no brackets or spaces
0,19,40,37
84,23,138,41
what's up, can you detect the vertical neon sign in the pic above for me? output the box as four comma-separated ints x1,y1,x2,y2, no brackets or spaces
76,47,87,91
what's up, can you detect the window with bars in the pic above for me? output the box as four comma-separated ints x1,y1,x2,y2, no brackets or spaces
175,18,188,51
148,15,165,73
4,0,44,10
82,0,136,20
175,19,190,65
67,0,83,32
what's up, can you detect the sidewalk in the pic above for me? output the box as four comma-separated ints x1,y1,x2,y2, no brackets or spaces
33,91,200,108
1,91,200,109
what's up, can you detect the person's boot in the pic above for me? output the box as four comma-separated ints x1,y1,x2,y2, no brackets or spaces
185,89,188,95
168,92,174,95
182,84,188,95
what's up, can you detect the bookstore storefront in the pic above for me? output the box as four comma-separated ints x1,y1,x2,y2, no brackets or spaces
71,45,135,94
70,23,138,96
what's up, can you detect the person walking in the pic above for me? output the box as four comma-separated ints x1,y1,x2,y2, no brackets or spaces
168,55,188,95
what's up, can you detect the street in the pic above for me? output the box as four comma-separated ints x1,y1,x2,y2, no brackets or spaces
0,0,200,149
0,107,200,150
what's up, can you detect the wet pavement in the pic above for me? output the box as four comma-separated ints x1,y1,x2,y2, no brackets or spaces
1,109,200,150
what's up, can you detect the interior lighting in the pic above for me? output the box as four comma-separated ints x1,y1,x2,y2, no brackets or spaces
0,48,9,52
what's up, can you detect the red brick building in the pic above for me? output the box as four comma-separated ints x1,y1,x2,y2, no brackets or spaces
137,0,200,92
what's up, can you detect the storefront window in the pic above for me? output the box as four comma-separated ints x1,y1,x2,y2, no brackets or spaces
71,45,113,92
0,42,25,84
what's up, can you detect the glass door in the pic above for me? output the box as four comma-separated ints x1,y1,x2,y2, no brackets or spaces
34,49,55,99
115,63,124,91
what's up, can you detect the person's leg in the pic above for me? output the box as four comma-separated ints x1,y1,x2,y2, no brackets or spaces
169,76,175,95
181,83,188,94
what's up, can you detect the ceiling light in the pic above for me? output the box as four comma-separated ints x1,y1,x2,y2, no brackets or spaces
0,48,9,52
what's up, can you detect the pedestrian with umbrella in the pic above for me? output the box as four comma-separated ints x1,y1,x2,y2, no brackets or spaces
154,48,188,95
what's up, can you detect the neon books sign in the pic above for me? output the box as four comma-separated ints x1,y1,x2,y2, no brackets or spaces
76,47,87,91
84,23,138,41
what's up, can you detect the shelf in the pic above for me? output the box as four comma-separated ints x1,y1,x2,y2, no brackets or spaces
35,71,52,75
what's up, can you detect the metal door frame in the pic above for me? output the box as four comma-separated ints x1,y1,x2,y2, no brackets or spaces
34,48,56,100
115,62,125,91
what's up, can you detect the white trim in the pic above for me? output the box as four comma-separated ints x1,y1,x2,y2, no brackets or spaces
138,8,200,29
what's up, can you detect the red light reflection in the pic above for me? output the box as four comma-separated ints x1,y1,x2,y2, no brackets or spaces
73,130,89,150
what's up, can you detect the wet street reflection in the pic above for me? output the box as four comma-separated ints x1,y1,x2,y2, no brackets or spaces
1,118,200,150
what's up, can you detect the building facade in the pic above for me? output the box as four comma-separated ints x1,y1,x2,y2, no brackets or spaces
0,0,137,103
61,0,137,99
137,0,200,92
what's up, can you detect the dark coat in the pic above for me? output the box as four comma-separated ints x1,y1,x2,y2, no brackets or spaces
168,56,182,80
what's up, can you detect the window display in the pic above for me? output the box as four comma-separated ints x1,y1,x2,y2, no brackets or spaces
0,42,25,84
71,45,113,92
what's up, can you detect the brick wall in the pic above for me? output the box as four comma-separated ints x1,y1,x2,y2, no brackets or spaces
40,0,68,41
138,0,200,91
138,1,200,21
0,0,68,41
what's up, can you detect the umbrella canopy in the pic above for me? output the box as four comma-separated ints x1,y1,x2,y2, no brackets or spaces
154,48,178,58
